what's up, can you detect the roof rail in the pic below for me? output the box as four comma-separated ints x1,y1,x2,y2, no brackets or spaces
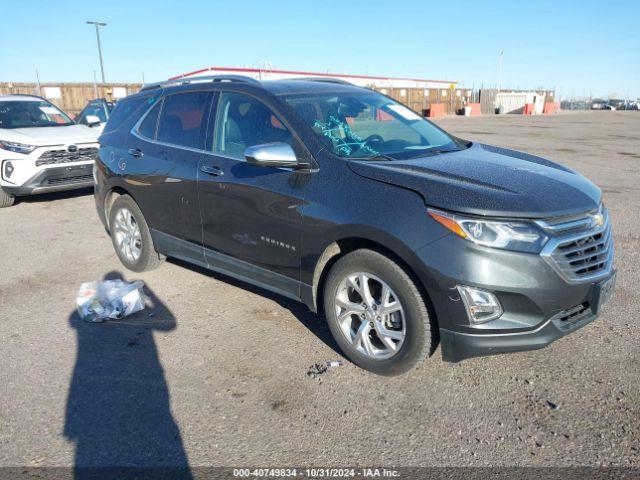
140,75,261,92
292,77,354,86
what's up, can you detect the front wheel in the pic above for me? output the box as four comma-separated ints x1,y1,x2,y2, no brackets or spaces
109,195,164,272
0,187,15,208
323,249,434,375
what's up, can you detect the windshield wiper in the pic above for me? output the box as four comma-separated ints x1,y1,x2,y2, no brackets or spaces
349,153,396,162
405,147,461,159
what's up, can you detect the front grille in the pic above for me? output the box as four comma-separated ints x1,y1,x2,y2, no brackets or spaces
46,174,93,186
556,227,613,276
36,147,98,167
539,205,614,283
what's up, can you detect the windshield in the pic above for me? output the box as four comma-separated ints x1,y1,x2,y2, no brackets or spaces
0,100,74,129
282,90,466,160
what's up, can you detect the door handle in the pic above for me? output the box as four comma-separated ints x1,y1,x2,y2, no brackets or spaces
200,165,224,176
128,148,144,158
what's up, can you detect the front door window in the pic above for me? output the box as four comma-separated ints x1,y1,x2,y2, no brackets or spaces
212,92,293,160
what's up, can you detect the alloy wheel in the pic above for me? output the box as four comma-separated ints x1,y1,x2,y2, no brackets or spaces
113,207,142,263
334,272,406,359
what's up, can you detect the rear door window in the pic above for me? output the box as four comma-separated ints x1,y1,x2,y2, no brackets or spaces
156,91,213,150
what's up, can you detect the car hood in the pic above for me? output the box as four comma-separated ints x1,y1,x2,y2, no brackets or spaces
0,124,100,146
348,143,601,219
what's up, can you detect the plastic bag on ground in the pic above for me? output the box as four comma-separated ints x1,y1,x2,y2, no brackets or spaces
76,280,147,322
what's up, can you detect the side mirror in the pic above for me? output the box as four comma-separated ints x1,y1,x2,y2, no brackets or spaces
244,142,305,169
85,115,102,127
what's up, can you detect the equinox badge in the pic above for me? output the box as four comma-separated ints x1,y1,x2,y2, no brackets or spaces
260,235,296,251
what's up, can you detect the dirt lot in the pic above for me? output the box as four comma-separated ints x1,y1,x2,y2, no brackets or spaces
0,111,638,469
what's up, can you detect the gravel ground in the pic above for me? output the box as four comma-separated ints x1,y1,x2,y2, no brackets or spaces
0,111,638,469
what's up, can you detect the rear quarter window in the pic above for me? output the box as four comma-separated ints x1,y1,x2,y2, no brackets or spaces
102,95,151,134
137,99,162,140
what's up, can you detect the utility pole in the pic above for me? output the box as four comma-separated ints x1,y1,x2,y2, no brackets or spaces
87,21,107,83
35,69,41,96
497,50,504,92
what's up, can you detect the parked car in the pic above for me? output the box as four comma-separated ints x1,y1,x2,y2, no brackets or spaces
95,76,616,375
75,98,114,132
607,99,627,110
615,100,638,111
0,94,100,207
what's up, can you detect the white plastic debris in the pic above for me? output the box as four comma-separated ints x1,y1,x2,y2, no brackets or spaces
76,280,147,322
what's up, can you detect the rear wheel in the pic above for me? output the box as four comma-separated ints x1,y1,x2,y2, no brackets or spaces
323,249,433,375
0,187,15,208
109,195,164,272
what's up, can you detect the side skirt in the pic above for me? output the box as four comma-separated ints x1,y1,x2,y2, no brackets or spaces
151,229,313,308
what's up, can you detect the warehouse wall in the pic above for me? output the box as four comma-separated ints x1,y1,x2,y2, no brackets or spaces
2,81,468,117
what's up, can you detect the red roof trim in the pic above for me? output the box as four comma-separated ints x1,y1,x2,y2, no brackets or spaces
169,66,456,84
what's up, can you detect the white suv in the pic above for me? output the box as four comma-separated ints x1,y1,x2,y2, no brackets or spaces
0,94,100,207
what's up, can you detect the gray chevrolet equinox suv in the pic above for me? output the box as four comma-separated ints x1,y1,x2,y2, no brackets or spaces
94,76,616,375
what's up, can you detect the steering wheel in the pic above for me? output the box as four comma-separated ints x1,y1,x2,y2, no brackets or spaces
364,134,384,146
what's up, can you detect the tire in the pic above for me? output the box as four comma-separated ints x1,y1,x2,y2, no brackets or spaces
0,187,15,208
108,195,164,272
323,249,433,375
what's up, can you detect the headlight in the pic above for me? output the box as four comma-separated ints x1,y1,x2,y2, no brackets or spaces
0,140,36,155
428,209,548,253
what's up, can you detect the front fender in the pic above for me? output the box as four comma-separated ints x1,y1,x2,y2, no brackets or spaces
303,223,448,313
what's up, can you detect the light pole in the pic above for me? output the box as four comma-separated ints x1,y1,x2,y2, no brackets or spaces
497,50,504,92
86,21,107,83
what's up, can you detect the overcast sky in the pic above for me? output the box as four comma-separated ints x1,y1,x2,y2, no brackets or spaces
1,0,638,99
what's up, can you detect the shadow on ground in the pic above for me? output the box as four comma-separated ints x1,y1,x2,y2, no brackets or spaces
168,258,342,357
62,266,340,478
64,271,192,479
14,187,94,206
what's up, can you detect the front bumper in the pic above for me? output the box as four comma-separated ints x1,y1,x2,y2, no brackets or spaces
2,163,94,195
414,234,616,362
1,144,98,196
439,281,611,362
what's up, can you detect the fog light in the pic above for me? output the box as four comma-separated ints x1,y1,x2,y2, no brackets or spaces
456,285,503,324
3,161,14,179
